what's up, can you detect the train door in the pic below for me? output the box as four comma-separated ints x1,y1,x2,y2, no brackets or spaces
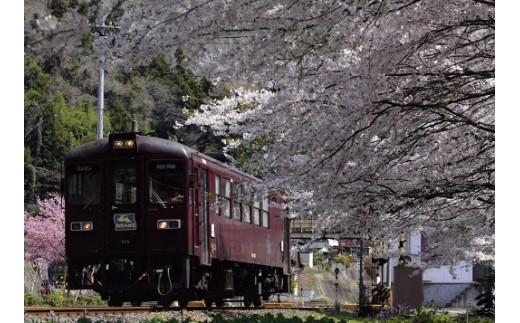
283,217,291,274
147,160,187,254
195,167,210,266
106,158,144,254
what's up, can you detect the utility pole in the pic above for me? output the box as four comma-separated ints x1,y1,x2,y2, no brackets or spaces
334,267,340,311
90,22,120,139
97,64,104,139
342,234,366,315
359,237,365,314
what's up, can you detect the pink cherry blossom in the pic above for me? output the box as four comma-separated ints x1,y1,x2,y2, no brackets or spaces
24,194,65,263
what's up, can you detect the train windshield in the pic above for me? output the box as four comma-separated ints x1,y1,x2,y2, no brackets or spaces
149,161,185,205
67,164,100,206
112,165,138,205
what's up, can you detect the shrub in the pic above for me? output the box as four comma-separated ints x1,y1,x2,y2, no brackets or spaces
336,255,352,268
314,253,332,271
24,291,107,306
78,292,105,306
45,290,66,306
414,309,452,323
24,293,44,306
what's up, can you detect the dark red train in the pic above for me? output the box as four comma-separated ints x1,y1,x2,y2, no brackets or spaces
64,130,291,308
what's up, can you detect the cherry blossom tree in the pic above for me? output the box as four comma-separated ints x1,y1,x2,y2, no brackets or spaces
24,194,65,263
24,0,494,267
181,0,495,268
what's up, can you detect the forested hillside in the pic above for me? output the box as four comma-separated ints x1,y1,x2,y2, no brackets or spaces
24,1,231,202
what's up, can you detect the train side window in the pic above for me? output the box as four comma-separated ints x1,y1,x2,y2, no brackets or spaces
243,195,251,223
253,194,261,226
215,175,222,215
223,178,231,218
262,196,269,228
233,184,242,221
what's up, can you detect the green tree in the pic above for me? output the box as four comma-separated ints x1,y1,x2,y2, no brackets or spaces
107,96,134,133
61,102,99,147
24,55,101,200
48,0,70,18
25,56,62,200
475,266,495,318
139,50,228,152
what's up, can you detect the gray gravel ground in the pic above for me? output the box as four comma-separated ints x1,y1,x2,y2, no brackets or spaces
24,308,328,322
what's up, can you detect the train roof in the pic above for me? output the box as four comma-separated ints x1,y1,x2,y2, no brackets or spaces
65,133,259,181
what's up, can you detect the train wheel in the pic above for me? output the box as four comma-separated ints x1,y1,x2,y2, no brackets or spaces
178,298,188,308
108,296,123,307
215,298,225,308
160,295,173,310
253,298,263,308
263,291,274,301
131,301,142,306
204,296,213,309
243,294,252,308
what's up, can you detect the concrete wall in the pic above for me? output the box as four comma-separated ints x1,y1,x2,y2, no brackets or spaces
423,262,473,283
408,230,422,255
423,283,480,307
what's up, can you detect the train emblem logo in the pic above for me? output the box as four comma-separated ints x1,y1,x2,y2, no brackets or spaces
113,213,137,231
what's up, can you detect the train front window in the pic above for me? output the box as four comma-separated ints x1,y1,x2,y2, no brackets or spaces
113,166,137,205
67,165,100,206
149,161,185,205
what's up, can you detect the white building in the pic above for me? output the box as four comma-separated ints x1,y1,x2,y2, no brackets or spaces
383,230,483,307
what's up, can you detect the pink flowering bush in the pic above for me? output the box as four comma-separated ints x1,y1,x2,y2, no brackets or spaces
24,194,65,263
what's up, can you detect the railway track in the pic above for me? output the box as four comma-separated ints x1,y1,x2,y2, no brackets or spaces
24,302,320,318
24,305,157,318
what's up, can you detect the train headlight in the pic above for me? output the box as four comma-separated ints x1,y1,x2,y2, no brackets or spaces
124,139,135,148
157,219,181,230
113,140,124,148
112,139,136,149
70,221,94,231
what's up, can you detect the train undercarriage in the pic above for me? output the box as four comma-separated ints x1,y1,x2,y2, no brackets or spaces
67,256,289,309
